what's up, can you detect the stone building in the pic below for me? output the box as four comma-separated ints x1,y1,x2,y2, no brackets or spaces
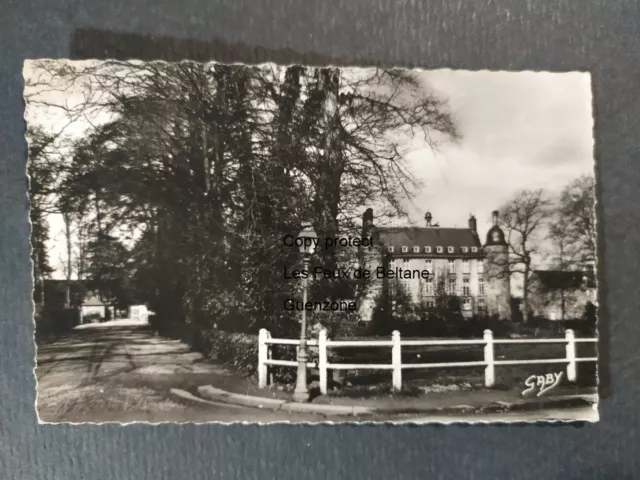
528,268,597,320
358,209,511,321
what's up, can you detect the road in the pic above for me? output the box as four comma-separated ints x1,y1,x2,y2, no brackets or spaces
35,320,596,424
36,320,335,423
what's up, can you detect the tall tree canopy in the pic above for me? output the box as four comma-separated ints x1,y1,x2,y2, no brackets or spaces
26,60,459,335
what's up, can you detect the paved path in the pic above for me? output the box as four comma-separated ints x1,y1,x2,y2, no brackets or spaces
36,320,336,423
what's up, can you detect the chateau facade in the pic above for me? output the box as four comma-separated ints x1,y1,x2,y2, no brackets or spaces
358,209,512,321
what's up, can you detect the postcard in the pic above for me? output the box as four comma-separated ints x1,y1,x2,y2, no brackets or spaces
25,60,598,423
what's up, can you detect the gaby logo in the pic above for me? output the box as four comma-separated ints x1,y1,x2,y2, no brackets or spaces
522,372,564,397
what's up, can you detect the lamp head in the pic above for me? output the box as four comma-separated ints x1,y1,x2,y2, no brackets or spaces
297,226,318,255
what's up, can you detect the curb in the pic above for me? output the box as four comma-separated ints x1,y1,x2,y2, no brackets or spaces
169,388,248,409
192,385,596,417
281,402,372,415
197,386,286,409
369,393,598,415
196,385,372,416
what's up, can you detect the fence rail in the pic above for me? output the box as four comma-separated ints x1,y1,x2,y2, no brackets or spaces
258,328,597,394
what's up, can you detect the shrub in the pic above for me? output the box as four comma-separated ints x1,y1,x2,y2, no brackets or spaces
83,312,102,324
195,328,259,377
46,308,81,332
149,317,260,377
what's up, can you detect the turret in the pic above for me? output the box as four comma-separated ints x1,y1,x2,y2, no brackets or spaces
425,211,432,227
483,210,511,320
359,208,380,321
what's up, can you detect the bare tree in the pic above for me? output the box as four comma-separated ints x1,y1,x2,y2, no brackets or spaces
557,175,596,266
547,220,573,320
498,189,551,323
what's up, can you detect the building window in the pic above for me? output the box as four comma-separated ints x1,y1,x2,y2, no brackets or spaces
448,246,454,253
425,259,432,270
388,246,394,253
403,259,410,269
477,297,486,310
462,247,468,253
478,276,484,295
478,262,484,274
448,259,456,273
471,246,478,253
425,300,434,308
462,298,471,310
448,277,456,295
413,246,420,253
462,277,470,296
424,276,434,295
390,259,397,268
437,246,443,253
462,259,470,274
425,246,432,253
402,246,408,253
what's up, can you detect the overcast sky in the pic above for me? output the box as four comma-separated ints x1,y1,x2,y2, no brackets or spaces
401,69,594,238
26,64,594,279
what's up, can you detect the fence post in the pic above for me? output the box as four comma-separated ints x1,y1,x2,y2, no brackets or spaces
565,329,577,382
267,330,274,385
484,329,495,388
318,329,328,395
392,330,402,391
258,328,269,388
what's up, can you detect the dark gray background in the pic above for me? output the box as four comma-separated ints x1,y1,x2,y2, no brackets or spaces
1,0,638,478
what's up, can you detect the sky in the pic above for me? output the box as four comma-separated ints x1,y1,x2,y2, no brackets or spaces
400,69,594,237
24,63,595,279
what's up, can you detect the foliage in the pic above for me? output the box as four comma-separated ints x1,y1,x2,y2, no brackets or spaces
149,316,259,377
83,312,102,323
27,126,57,304
195,329,259,377
496,189,552,323
26,61,459,339
369,277,475,337
555,175,596,266
42,308,81,333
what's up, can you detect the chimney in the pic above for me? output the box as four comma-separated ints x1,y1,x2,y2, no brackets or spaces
425,211,432,227
468,215,477,233
585,263,595,277
491,210,499,226
362,208,374,236
363,208,373,227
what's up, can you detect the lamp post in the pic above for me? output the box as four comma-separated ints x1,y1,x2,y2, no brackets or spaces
292,225,318,403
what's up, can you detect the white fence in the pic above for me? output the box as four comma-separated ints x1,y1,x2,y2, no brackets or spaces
258,329,597,394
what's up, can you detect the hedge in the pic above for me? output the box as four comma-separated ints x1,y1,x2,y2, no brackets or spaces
36,308,81,339
149,315,259,377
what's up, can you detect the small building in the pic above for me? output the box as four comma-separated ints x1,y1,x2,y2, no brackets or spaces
80,294,114,323
528,268,597,321
128,304,150,323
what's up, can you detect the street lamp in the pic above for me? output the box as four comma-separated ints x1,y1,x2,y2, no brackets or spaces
292,225,318,403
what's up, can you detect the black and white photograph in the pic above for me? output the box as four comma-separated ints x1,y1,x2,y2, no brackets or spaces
25,60,598,424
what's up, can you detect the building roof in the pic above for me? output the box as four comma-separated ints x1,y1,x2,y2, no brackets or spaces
376,227,483,257
83,294,109,306
485,225,508,247
531,270,597,290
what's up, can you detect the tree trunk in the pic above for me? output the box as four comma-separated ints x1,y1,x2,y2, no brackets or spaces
314,69,343,270
64,212,72,308
522,262,530,323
